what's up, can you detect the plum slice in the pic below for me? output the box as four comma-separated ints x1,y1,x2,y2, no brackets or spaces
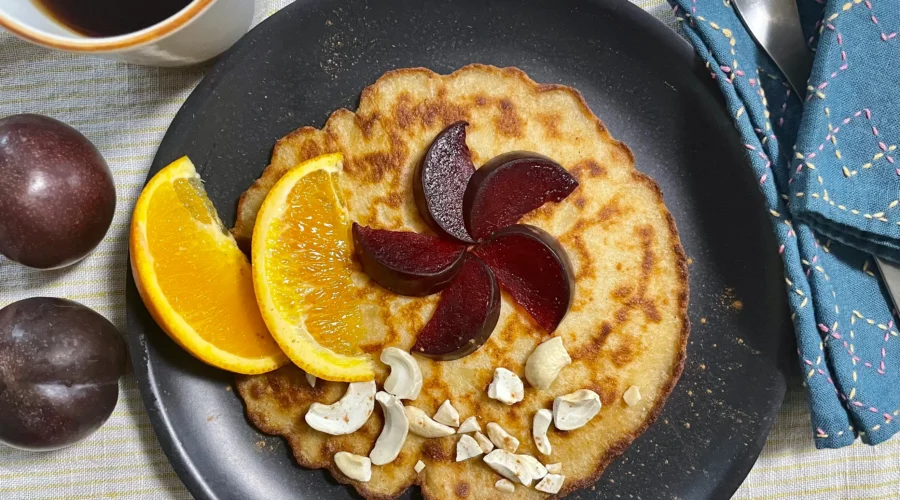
463,151,578,241
412,254,501,360
413,121,476,243
352,223,467,296
474,224,575,333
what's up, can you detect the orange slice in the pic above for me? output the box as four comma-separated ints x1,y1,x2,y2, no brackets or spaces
251,153,373,382
130,157,288,375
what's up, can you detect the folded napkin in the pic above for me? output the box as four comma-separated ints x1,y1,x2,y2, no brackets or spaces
669,0,900,448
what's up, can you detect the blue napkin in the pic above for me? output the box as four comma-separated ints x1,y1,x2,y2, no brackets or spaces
668,0,900,448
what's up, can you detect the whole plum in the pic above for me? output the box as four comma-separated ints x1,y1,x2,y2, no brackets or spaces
0,114,116,269
0,297,127,451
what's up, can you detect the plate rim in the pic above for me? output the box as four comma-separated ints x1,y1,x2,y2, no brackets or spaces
125,1,783,499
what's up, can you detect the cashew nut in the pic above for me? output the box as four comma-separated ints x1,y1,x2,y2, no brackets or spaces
433,399,460,427
525,337,571,390
486,422,519,452
516,453,548,481
532,409,553,455
535,473,565,494
381,347,423,400
552,389,601,431
414,460,426,473
457,416,481,434
474,431,494,453
483,449,533,486
494,478,516,493
487,367,524,405
334,452,371,482
369,392,409,465
456,434,483,461
305,381,375,435
623,385,642,406
405,406,456,438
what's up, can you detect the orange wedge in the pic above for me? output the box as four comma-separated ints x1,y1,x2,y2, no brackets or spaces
130,157,288,375
251,153,373,382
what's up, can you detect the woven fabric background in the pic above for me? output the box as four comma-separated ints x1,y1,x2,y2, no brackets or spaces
0,1,896,498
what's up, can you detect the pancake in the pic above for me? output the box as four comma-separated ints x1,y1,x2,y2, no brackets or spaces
234,65,688,499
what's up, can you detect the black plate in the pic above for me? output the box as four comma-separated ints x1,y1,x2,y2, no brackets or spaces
126,0,794,498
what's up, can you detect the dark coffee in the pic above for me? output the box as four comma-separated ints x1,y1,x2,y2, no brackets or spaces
34,0,193,37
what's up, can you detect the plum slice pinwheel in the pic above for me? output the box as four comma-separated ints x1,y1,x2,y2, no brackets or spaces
355,122,580,360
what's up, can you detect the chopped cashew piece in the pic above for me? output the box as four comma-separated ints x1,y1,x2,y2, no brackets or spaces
535,473,565,494
405,406,456,438
532,409,553,455
334,452,372,482
305,381,376,435
474,431,494,453
456,434,483,461
486,422,519,452
495,478,516,493
369,392,409,465
457,416,481,434
525,337,572,390
305,372,317,388
487,368,524,405
623,385,642,406
414,460,426,473
545,462,562,474
517,454,548,481
483,449,533,486
553,389,602,431
381,347,423,400
433,400,460,427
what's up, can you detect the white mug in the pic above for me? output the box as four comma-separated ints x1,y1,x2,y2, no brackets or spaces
0,0,255,67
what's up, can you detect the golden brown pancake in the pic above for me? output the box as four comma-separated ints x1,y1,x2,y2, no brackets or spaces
234,65,688,499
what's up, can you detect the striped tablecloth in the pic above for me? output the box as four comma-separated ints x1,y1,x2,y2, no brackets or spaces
1,1,897,499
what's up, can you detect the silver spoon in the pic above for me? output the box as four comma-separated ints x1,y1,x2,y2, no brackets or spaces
733,0,900,312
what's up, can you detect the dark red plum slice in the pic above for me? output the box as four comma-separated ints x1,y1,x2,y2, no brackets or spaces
474,224,575,332
413,121,476,243
352,223,467,297
412,254,501,360
463,152,578,241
